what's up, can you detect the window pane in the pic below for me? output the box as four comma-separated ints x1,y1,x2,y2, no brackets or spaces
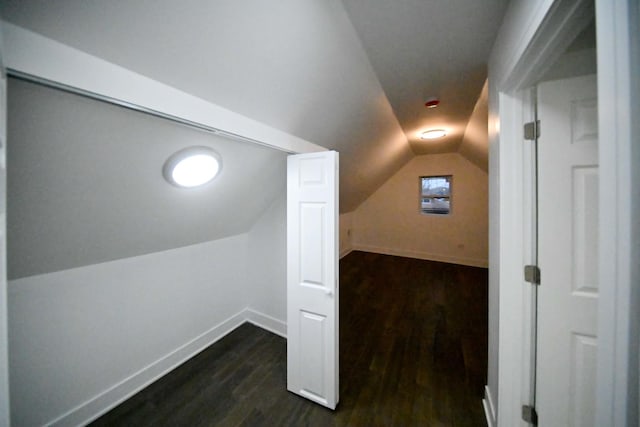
421,176,450,197
420,176,451,214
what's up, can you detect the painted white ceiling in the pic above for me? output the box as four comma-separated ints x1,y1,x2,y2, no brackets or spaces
341,0,508,155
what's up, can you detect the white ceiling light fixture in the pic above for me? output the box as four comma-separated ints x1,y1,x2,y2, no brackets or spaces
420,129,447,140
163,146,222,188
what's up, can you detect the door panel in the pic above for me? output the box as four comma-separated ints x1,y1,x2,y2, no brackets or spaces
537,74,598,427
299,310,327,400
572,166,598,295
300,203,326,287
570,334,597,426
287,150,339,409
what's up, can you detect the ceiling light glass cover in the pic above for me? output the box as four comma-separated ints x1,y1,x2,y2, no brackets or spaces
420,129,447,139
163,146,222,188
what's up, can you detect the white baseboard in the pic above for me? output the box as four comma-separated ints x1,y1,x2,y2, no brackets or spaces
482,385,497,427
245,308,287,338
339,247,353,259
352,243,489,268
50,310,250,427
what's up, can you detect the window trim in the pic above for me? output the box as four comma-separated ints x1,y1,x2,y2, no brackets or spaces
419,175,452,215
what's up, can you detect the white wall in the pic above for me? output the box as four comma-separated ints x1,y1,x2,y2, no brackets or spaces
458,80,489,172
245,191,287,336
8,235,249,426
352,153,488,267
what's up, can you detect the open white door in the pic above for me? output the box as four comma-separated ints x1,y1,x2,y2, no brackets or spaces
286,150,339,410
537,74,598,426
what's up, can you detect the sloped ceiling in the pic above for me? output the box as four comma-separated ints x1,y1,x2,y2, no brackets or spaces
459,80,489,171
7,78,287,279
341,0,507,156
2,0,412,213
2,1,508,257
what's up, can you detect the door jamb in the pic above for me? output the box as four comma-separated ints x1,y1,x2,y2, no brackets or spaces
594,1,639,425
497,0,594,419
494,0,638,425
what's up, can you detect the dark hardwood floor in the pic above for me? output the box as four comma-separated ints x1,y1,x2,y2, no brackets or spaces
91,251,488,426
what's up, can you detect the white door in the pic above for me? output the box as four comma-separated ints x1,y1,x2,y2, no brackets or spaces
286,150,339,409
536,74,598,426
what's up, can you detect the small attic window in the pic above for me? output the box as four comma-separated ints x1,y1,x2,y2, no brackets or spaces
420,176,451,215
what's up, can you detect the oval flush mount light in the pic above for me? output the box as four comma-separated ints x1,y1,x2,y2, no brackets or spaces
420,129,447,140
163,146,222,188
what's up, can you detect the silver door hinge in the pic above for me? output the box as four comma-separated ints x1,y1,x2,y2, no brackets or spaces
524,120,540,140
524,265,541,285
522,405,538,425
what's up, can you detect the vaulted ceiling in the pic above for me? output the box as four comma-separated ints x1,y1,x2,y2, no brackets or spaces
342,0,507,155
3,0,507,210
2,0,508,275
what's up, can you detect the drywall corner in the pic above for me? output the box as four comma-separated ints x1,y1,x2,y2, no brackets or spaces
339,212,354,258
246,189,287,325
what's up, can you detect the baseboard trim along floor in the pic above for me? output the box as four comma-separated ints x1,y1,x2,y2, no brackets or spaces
52,308,279,427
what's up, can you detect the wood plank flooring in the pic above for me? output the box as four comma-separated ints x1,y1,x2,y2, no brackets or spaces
91,251,488,426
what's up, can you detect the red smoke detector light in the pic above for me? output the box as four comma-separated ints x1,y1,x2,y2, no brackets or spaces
424,98,440,108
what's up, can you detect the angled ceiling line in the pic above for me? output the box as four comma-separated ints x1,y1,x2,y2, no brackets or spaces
7,69,296,155
3,21,326,156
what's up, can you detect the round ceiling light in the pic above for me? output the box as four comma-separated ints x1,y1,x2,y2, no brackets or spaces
163,146,222,188
420,129,447,140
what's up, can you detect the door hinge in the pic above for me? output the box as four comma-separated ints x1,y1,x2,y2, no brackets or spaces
524,265,541,285
522,405,538,425
524,120,540,140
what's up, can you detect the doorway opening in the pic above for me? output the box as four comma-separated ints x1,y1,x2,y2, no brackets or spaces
520,6,598,425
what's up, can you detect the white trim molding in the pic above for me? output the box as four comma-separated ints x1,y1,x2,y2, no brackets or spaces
483,385,497,427
339,248,353,259
1,22,325,156
51,311,247,427
245,309,287,338
495,90,529,427
595,0,639,425
352,244,488,268
48,308,285,427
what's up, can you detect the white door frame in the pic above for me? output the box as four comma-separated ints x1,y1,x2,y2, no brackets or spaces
0,19,11,427
490,0,639,425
